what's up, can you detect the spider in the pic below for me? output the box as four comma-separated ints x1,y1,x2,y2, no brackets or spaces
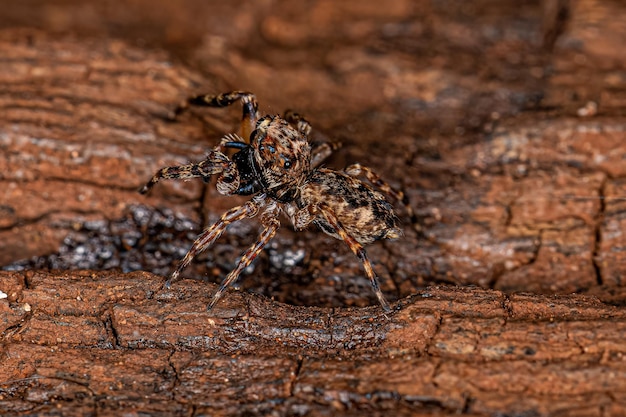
140,91,413,312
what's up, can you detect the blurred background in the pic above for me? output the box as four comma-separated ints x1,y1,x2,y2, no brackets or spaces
1,0,584,132
3,0,626,308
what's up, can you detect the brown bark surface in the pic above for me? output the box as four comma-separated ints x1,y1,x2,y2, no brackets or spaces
2,1,626,415
3,269,626,416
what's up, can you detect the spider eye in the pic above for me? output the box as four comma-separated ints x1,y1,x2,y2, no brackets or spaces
283,159,292,169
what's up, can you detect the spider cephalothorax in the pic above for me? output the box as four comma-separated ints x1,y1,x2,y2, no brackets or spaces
140,91,413,311
250,115,311,202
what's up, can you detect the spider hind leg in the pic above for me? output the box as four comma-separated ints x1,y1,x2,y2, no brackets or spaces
319,204,392,312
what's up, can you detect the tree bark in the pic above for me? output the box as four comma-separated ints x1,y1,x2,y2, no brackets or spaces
1,4,626,413
3,269,626,416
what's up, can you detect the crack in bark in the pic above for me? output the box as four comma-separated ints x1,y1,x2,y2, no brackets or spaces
288,355,304,398
166,350,181,402
103,310,121,349
592,178,607,286
501,292,513,324
424,313,444,357
0,310,31,341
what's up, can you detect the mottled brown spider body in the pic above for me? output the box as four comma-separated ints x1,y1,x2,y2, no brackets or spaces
140,91,410,311
298,169,401,245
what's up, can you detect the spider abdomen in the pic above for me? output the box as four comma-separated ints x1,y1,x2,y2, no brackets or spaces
300,169,401,245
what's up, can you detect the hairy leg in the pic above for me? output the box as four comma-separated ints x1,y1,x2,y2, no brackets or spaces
310,141,342,168
282,109,312,138
283,109,342,168
166,198,263,288
139,151,232,194
207,215,280,310
175,91,259,141
319,204,391,312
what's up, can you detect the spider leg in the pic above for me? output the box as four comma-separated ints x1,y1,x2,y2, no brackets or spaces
208,214,280,311
283,109,312,138
310,141,342,168
344,163,418,226
139,151,232,194
174,91,259,142
166,198,262,288
319,204,392,312
282,109,341,168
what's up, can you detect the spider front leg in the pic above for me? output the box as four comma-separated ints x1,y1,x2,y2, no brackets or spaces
344,163,418,226
318,204,392,312
139,150,235,195
174,91,259,141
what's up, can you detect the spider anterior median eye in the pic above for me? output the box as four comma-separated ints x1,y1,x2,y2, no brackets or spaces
283,159,292,169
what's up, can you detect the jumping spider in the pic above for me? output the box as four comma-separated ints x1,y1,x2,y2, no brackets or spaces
140,91,413,311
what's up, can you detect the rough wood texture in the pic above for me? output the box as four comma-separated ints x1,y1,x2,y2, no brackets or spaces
3,269,626,416
2,0,626,415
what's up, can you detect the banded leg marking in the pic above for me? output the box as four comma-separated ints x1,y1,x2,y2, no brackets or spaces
166,200,261,288
174,91,259,141
319,204,391,312
139,153,230,194
207,218,280,310
283,109,312,138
